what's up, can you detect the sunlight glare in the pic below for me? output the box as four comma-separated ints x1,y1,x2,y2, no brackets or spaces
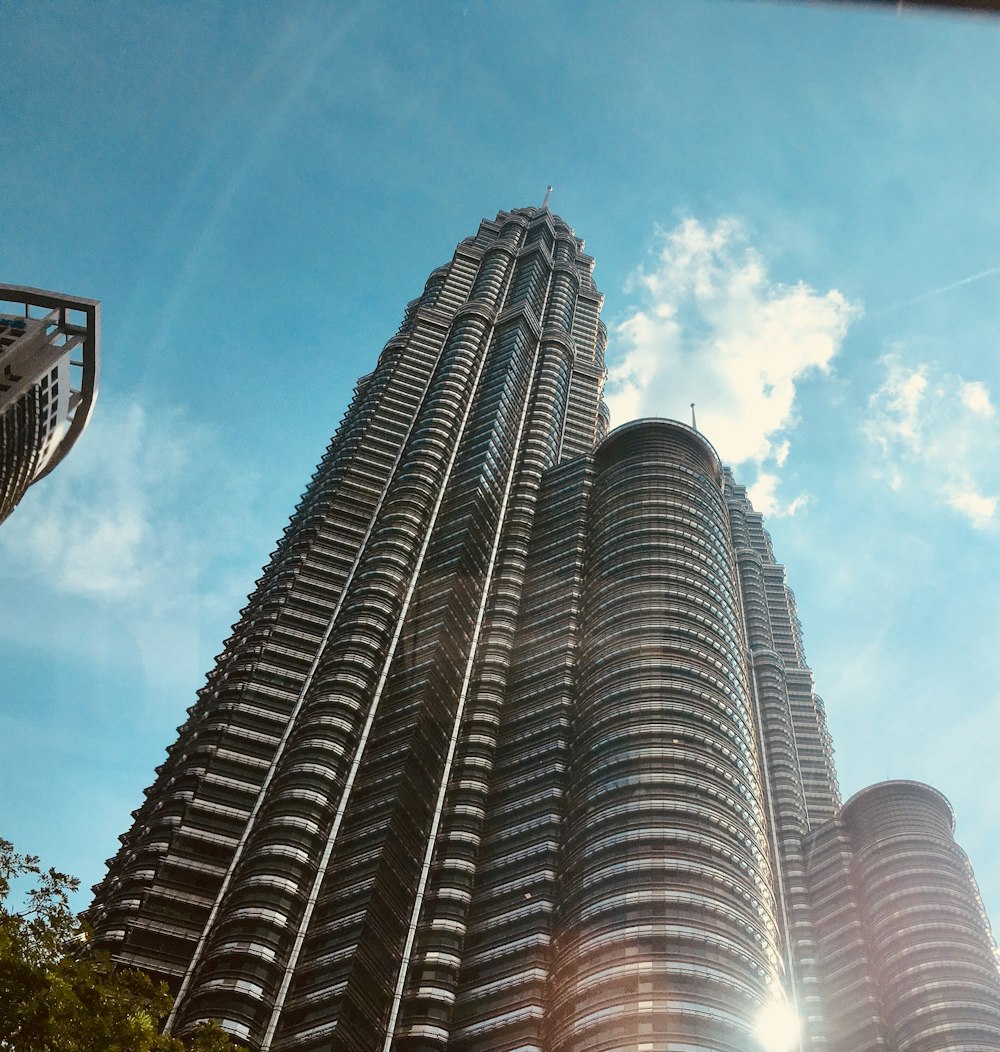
754,995,800,1052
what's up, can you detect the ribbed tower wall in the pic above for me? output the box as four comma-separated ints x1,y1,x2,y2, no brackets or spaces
725,476,835,1048
89,205,609,1052
447,456,592,1052
548,420,784,1052
807,781,1000,1051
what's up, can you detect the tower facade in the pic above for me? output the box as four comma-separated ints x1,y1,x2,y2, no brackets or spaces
0,284,100,523
90,205,1000,1052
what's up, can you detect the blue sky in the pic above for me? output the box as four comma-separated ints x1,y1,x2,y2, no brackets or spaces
3,0,1000,932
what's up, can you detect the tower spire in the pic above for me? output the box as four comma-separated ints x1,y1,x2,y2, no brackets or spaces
691,402,698,431
542,184,553,210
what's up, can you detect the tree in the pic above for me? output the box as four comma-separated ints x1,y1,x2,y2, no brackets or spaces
0,838,239,1051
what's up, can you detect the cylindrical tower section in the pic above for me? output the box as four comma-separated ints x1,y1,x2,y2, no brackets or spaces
550,419,784,1052
844,781,1000,1051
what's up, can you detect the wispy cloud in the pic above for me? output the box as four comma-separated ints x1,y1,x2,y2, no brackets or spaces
875,265,1000,315
606,217,860,515
2,399,259,601
0,397,267,700
865,353,1000,529
747,472,811,519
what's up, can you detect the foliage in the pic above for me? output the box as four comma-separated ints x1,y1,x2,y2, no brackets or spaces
0,838,238,1052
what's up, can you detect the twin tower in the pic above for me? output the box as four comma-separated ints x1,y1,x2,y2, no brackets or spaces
89,205,1000,1051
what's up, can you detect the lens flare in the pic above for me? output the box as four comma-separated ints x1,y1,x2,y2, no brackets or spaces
754,994,800,1052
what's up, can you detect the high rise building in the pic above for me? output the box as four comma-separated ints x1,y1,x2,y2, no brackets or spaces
0,284,100,523
89,204,1000,1052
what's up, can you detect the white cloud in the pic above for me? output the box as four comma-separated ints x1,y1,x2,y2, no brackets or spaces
7,403,159,598
0,396,268,701
2,399,261,601
607,217,860,513
865,354,1000,529
961,380,994,418
872,360,929,455
946,488,997,529
748,472,811,519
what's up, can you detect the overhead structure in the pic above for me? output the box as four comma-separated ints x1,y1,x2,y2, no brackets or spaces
0,284,100,523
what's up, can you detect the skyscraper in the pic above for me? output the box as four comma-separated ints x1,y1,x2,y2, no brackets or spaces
90,204,1000,1052
0,284,100,523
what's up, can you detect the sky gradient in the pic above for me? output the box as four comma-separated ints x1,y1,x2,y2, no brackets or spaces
3,0,1000,933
